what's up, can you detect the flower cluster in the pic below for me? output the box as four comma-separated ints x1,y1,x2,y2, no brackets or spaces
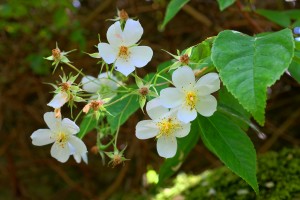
135,66,220,158
31,11,154,164
31,10,221,164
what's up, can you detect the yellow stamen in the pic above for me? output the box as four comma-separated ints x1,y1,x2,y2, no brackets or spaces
156,117,180,138
56,132,69,148
118,46,130,60
185,91,197,110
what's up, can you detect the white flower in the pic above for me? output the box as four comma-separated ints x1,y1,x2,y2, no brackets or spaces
81,72,119,99
98,19,153,76
160,66,220,123
30,112,87,163
135,98,191,158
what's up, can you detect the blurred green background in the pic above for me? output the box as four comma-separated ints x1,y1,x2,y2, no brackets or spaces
1,0,300,199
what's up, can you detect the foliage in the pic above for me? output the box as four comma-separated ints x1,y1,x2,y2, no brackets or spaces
27,0,300,196
152,148,300,200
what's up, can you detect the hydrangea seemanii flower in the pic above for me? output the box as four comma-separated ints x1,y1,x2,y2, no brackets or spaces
81,72,119,99
135,98,191,158
30,112,87,163
160,66,220,123
98,19,153,76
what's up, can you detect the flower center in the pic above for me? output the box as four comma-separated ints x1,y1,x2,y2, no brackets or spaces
52,48,61,61
56,132,69,147
179,54,189,65
118,46,130,59
185,91,197,109
156,117,180,138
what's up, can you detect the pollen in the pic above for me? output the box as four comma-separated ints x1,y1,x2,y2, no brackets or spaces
118,46,130,59
56,132,69,147
156,117,180,138
185,91,197,109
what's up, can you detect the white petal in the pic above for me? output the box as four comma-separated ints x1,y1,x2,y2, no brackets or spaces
195,73,220,95
136,120,159,139
31,129,55,146
98,43,118,64
81,153,88,164
47,92,68,109
174,122,191,138
107,21,123,46
123,19,143,46
157,136,177,158
68,136,87,154
146,98,169,119
195,95,217,117
177,107,197,123
130,46,153,68
160,88,184,108
44,112,61,132
81,76,101,93
172,66,195,89
115,59,135,76
50,142,71,163
73,153,81,163
61,118,80,135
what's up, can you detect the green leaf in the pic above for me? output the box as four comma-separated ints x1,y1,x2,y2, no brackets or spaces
216,0,236,11
189,37,215,70
212,29,294,125
158,120,200,184
284,9,300,19
288,60,300,83
78,114,98,139
256,9,290,27
161,0,190,29
218,86,250,130
198,112,258,194
106,94,139,133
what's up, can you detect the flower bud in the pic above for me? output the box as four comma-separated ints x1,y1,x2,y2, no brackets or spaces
139,87,149,96
119,9,129,21
52,48,61,61
179,54,189,65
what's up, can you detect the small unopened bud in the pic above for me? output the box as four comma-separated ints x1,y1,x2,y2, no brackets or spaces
119,9,129,21
90,146,99,155
179,54,189,65
54,108,61,118
139,87,149,96
83,100,105,114
52,48,61,61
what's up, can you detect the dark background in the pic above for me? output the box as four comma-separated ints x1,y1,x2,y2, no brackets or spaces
1,0,300,199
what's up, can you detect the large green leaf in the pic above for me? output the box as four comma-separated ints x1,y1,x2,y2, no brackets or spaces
161,0,190,29
106,94,140,133
198,112,258,194
212,29,294,125
256,9,290,27
218,87,250,130
158,120,200,184
216,0,235,11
